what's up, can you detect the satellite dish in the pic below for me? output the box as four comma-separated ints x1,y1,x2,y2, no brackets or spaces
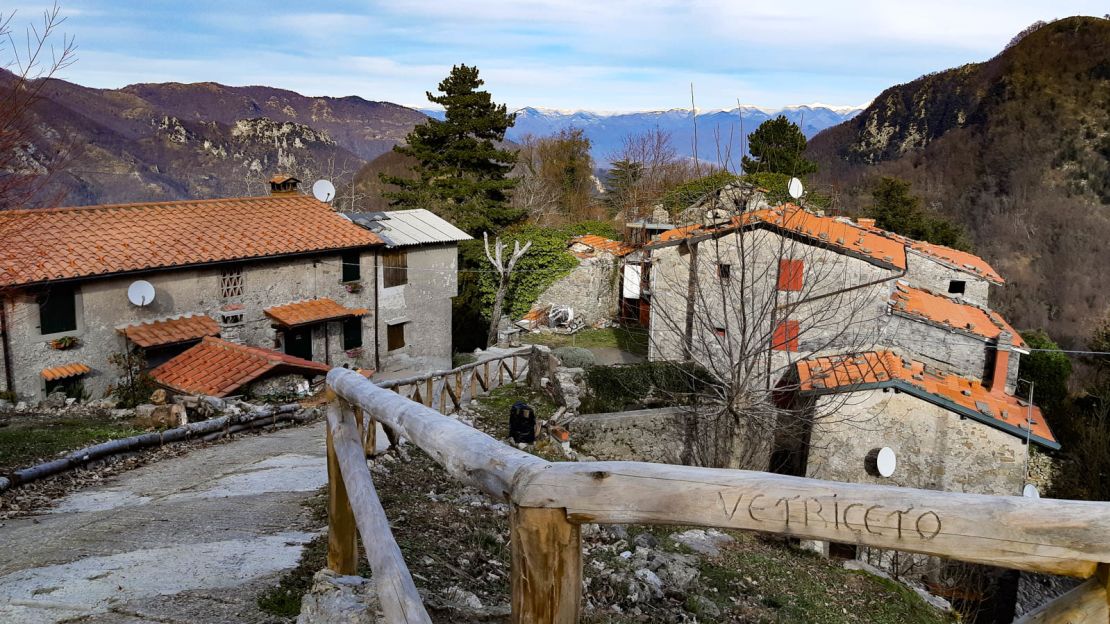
312,179,336,203
127,280,155,307
875,447,897,477
1023,484,1040,499
787,177,804,200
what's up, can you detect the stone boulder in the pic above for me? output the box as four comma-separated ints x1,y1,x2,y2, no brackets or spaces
297,569,380,624
40,391,68,409
132,403,187,428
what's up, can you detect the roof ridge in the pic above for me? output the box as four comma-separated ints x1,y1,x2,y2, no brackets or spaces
1,194,324,216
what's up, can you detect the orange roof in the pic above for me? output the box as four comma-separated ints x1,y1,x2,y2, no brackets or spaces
270,174,299,184
264,298,368,328
150,337,329,397
120,314,220,348
851,220,1004,284
654,205,907,270
569,235,636,258
0,195,382,287
890,283,1025,347
797,351,1055,448
41,363,91,381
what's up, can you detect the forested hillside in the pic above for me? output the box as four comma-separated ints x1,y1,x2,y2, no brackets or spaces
807,16,1110,345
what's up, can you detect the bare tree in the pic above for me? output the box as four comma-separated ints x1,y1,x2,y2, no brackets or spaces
511,134,562,224
484,232,532,348
643,201,893,470
605,128,698,220
0,3,76,210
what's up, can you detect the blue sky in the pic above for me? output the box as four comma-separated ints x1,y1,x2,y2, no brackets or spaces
8,1,1107,111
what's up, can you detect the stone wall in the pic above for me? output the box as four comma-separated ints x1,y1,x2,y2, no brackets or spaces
805,390,1027,496
2,243,460,400
904,251,992,306
533,253,621,328
374,244,458,374
567,407,689,464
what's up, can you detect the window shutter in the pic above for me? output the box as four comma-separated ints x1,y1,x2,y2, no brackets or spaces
777,259,804,291
772,320,800,351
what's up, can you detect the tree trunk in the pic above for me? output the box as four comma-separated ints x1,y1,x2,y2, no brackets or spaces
487,274,509,348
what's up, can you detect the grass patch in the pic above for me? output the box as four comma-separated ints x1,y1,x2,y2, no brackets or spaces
0,413,143,473
521,327,649,358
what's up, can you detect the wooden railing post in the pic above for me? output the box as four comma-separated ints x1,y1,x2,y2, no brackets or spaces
326,398,359,575
510,506,581,624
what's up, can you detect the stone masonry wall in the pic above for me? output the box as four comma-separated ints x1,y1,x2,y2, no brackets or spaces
534,253,621,327
905,251,991,307
806,390,1027,496
567,407,689,464
2,243,459,400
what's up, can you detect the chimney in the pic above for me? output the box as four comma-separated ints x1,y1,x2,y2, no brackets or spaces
857,217,876,229
269,174,300,195
990,331,1012,394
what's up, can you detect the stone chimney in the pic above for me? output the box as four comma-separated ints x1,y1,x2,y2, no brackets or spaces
990,331,1013,394
857,217,876,229
269,174,300,195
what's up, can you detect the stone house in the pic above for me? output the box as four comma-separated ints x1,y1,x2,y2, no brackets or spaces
341,209,471,374
0,183,467,401
522,235,636,329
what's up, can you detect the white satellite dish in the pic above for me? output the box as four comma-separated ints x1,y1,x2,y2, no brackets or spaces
312,179,336,203
1023,484,1040,499
787,177,805,200
876,447,897,478
127,280,155,307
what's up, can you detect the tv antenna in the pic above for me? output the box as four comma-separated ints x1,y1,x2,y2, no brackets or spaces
127,280,156,307
312,179,336,203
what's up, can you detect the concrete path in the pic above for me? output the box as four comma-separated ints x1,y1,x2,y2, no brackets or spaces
0,421,329,623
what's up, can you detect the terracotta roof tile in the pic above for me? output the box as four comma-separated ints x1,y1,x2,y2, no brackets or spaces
654,205,907,270
890,283,1025,347
0,195,382,287
569,235,636,258
120,314,220,348
264,298,368,328
41,363,91,381
797,351,1055,447
852,220,1004,284
150,337,329,397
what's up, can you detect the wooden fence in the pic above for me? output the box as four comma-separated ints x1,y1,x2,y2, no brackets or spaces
324,363,1110,624
375,347,533,415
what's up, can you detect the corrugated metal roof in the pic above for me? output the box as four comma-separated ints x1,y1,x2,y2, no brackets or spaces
378,209,472,247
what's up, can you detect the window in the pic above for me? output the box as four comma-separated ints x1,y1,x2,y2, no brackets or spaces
382,250,408,288
38,285,77,335
772,320,800,352
387,322,406,351
777,259,804,291
220,266,244,299
341,251,361,283
948,280,966,295
717,263,731,280
343,317,363,350
714,326,727,338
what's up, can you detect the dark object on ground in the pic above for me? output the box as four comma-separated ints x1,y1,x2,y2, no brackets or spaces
509,402,535,444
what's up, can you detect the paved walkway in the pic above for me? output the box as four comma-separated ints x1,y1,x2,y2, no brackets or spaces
0,421,330,623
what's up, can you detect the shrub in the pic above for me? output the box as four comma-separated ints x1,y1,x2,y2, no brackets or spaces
552,346,595,369
581,361,711,413
107,350,158,408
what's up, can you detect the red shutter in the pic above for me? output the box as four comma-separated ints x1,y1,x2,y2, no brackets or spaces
772,320,800,351
777,259,804,291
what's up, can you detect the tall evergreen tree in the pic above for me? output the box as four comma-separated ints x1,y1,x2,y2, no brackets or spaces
382,64,522,234
740,115,817,176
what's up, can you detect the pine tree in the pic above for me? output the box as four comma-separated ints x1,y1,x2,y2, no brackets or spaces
740,115,817,176
382,64,522,235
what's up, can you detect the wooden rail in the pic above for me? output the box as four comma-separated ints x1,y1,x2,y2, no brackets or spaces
376,347,533,415
325,365,1110,623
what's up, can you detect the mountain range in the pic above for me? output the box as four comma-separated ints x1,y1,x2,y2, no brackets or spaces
807,16,1110,346
425,105,862,165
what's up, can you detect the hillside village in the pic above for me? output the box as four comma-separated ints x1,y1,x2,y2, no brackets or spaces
1,9,1109,624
